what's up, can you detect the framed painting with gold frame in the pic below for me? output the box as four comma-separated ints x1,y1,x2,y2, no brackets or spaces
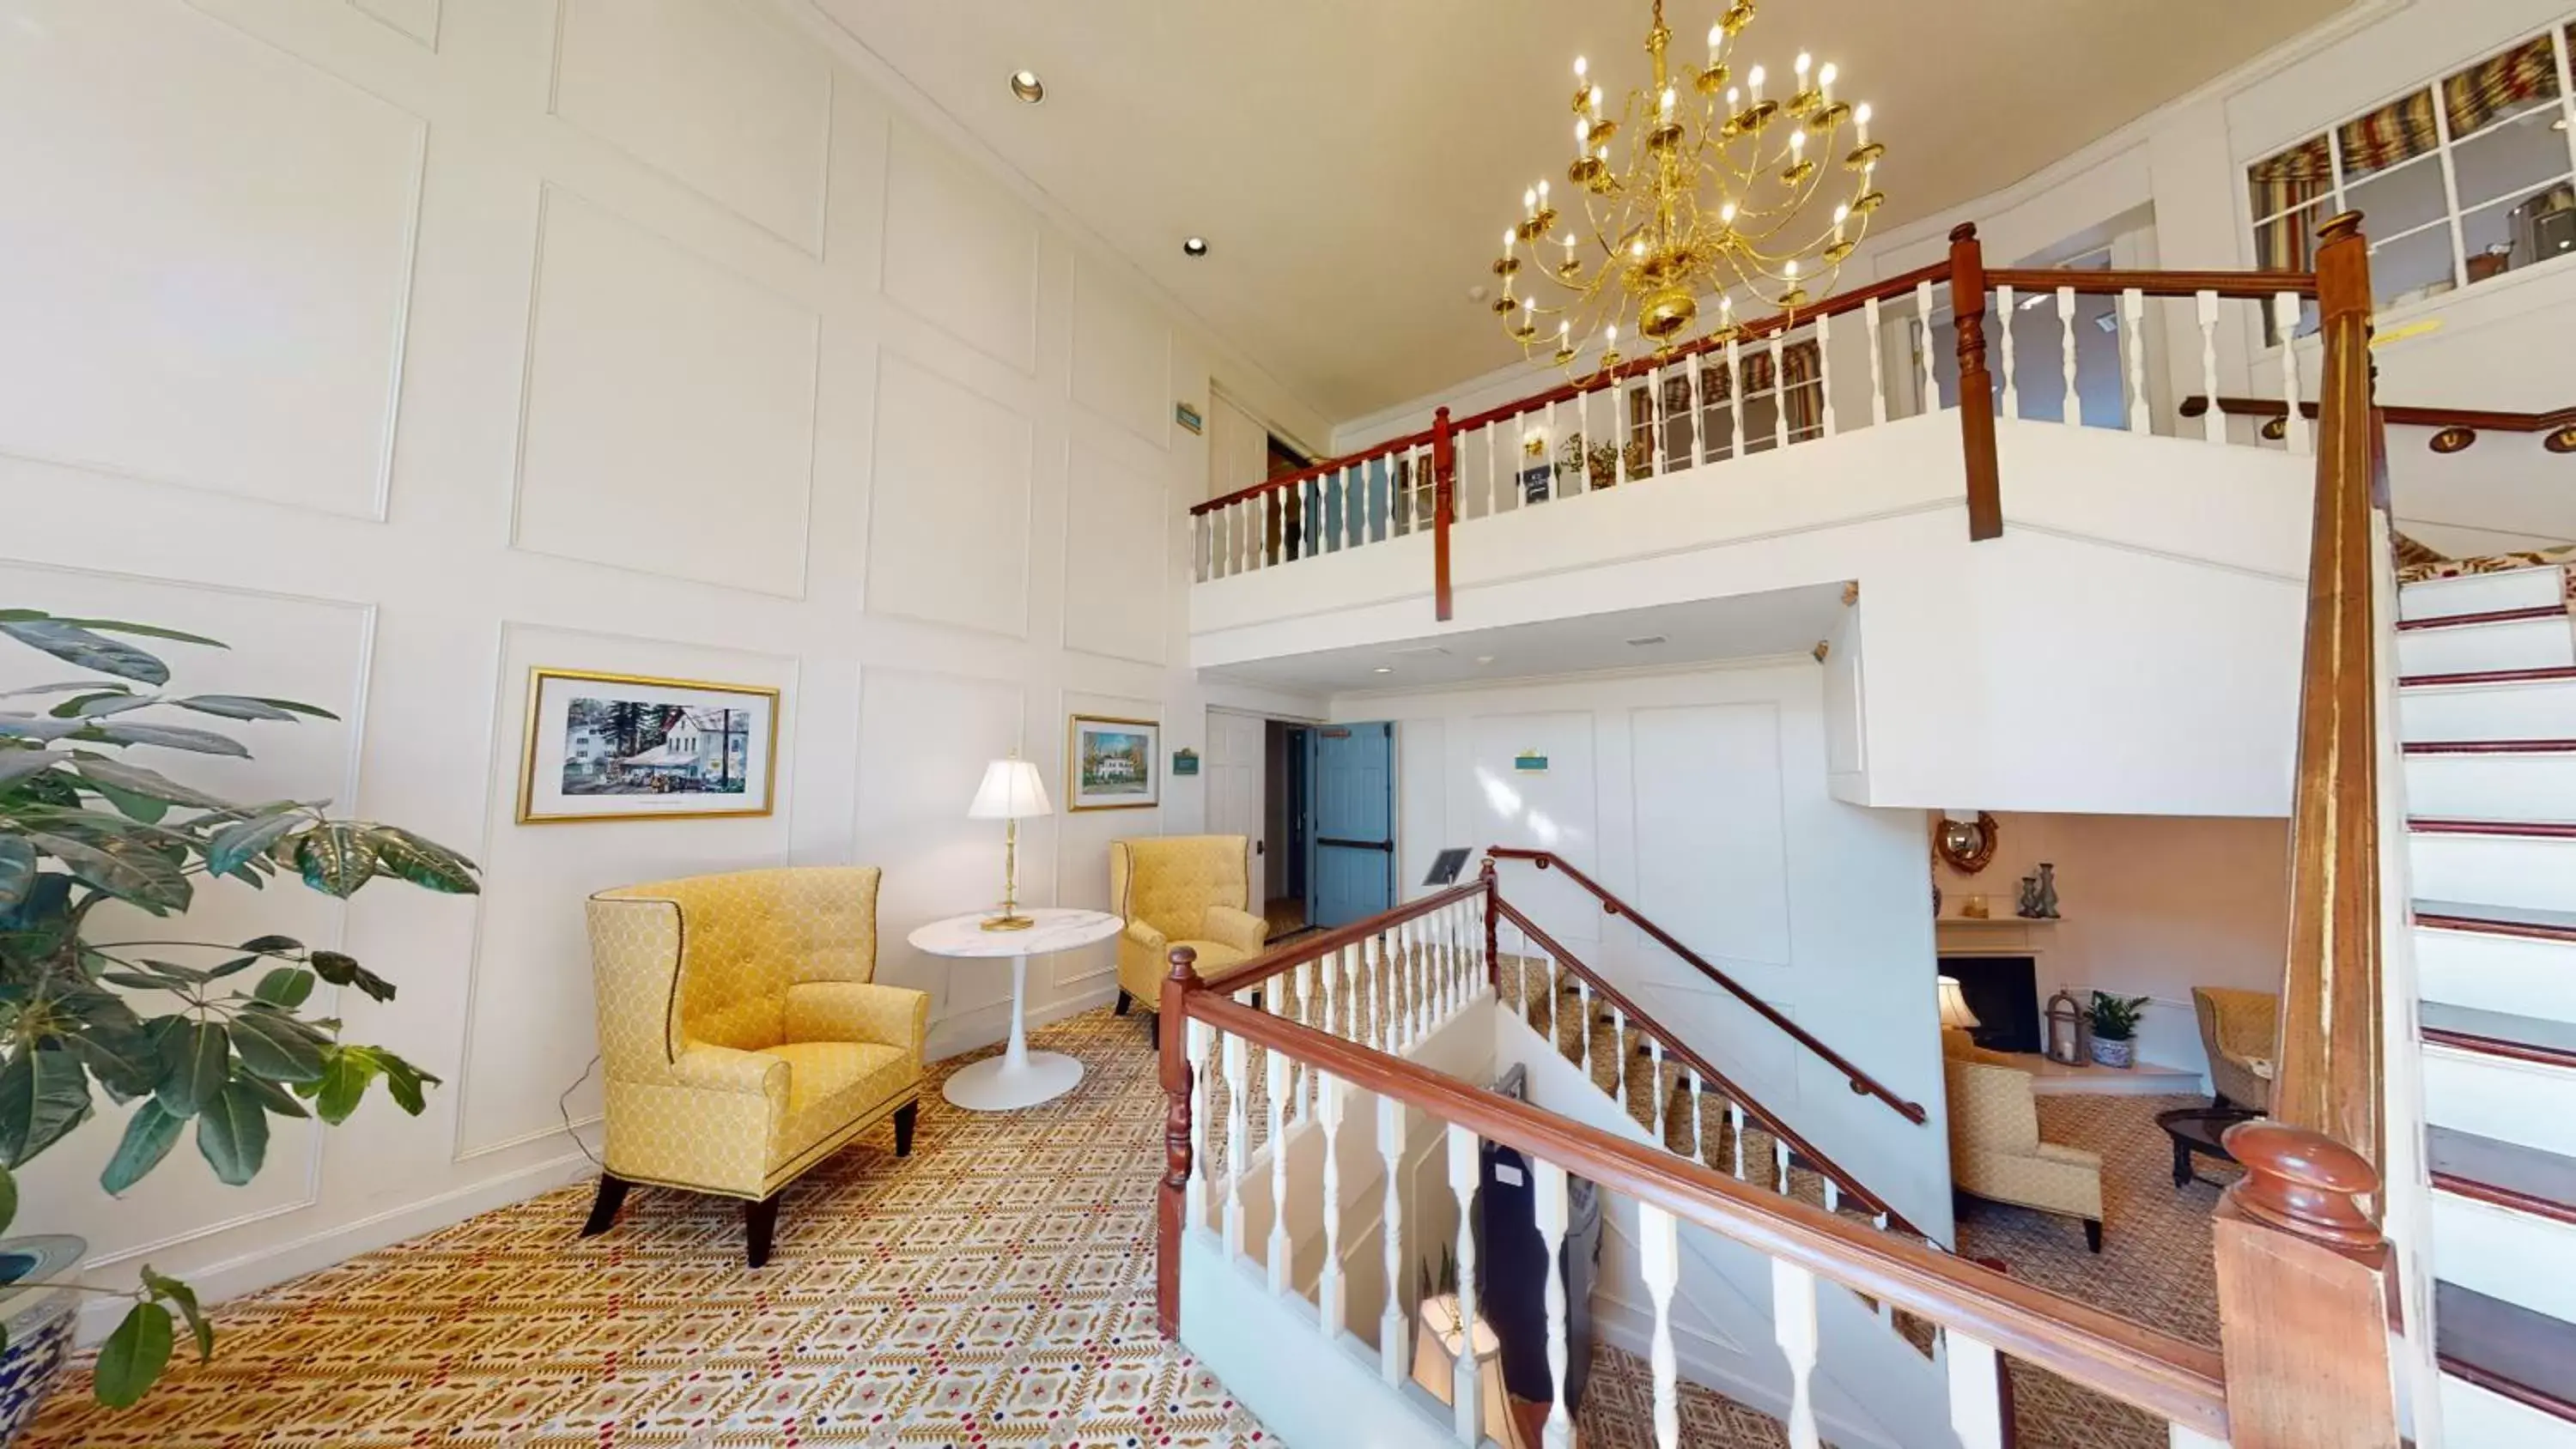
1066,713,1159,812
518,668,780,824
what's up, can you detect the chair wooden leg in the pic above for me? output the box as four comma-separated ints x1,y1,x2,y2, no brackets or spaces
1115,989,1133,1016
2084,1218,2104,1254
745,1194,781,1269
894,1100,918,1157
580,1173,630,1237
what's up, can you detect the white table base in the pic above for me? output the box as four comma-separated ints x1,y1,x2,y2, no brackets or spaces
941,950,1087,1111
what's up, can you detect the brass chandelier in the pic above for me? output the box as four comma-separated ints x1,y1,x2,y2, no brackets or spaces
1488,0,1886,375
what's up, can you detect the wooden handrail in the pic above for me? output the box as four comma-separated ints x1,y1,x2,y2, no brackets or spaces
1984,267,2321,300
1491,896,1922,1237
2270,212,2385,1169
1171,984,2232,1440
1953,225,2002,541
1487,847,1928,1125
2184,393,2576,452
1197,875,1491,997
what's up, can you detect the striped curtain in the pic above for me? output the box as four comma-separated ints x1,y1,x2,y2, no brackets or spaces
2445,33,2561,138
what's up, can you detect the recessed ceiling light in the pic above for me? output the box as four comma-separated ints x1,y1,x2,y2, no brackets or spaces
1474,655,1496,664
1009,70,1044,104
1371,665,1394,674
1625,634,1668,647
1182,237,1210,258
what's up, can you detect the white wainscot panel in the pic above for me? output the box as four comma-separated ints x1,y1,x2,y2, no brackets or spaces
552,0,830,253
1468,711,1599,946
866,352,1032,636
453,626,799,1160
1070,258,1171,448
853,667,1024,1023
1061,436,1167,666
351,0,437,46
1397,717,1449,898
1631,703,1791,967
513,188,819,597
0,567,371,1264
0,0,423,517
881,123,1039,373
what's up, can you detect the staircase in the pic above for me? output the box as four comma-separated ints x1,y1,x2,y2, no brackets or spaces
2394,559,2576,1445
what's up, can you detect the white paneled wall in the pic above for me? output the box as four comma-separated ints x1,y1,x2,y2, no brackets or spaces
0,0,1324,1330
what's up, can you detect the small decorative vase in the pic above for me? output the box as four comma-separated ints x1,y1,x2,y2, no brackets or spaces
0,1236,86,1446
2035,862,2060,919
2015,876,2041,918
2091,1037,2136,1069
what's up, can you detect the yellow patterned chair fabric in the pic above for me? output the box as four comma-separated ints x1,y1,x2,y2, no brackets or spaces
1111,835,1267,1014
2193,986,2278,1113
583,865,927,1265
1943,1051,2105,1252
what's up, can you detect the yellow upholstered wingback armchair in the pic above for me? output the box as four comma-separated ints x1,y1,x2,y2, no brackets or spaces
581,865,928,1265
2193,986,2278,1113
1944,1051,2105,1252
1111,835,1268,1019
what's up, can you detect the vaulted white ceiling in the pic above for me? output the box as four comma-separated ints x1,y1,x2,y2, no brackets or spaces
810,0,2350,427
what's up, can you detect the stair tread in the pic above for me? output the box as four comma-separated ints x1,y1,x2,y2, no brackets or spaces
2428,1125,2576,1226
2437,1280,2576,1424
2411,817,2576,839
2405,738,2576,755
2422,1002,2576,1069
2401,664,2576,688
2416,900,2576,943
2397,604,2568,631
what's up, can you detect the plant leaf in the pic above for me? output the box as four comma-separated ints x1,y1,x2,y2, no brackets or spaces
377,1051,438,1115
364,827,480,895
194,1081,270,1185
232,1074,309,1119
0,715,88,742
73,758,237,812
46,618,226,647
291,824,378,898
1,681,125,699
52,692,156,720
93,1302,175,1409
0,618,170,687
0,1046,94,1167
205,812,303,880
100,1101,186,1194
167,694,296,722
228,1009,325,1084
82,721,252,759
0,749,64,788
155,1022,229,1118
238,934,302,955
251,968,314,1010
0,1163,15,1236
309,949,395,1004
66,1017,161,1100
21,830,192,914
308,1047,376,1125
0,838,33,910
137,1267,214,1361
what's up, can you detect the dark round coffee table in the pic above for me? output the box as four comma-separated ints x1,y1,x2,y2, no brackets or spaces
2156,1106,2258,1187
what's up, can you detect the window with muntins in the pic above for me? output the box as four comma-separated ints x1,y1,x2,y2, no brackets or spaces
2247,19,2576,338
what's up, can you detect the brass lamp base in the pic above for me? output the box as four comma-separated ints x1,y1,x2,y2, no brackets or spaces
981,913,1036,932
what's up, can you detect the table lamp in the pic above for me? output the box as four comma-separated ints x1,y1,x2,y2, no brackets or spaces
1935,975,1982,1031
969,755,1051,931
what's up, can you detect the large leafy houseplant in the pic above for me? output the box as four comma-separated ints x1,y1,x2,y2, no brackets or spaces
0,609,478,1407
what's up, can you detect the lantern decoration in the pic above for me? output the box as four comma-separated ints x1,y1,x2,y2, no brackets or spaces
2044,986,2090,1066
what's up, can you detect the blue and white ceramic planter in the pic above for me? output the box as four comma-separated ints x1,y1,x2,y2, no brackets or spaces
0,1236,84,1447
2091,1037,2136,1069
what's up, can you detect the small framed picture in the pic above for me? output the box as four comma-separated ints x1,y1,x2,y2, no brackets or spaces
1066,713,1159,812
518,668,780,824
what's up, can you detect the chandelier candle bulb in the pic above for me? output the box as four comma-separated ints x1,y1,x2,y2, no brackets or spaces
1819,62,1836,101
1749,64,1764,101
1856,103,1871,146
1708,25,1721,63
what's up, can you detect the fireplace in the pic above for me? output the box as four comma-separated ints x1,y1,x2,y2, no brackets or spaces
1941,955,2040,1054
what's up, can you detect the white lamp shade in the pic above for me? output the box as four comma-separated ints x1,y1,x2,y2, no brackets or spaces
1935,975,1982,1031
968,758,1053,820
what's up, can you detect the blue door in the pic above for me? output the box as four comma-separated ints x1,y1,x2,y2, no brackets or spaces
1309,721,1394,929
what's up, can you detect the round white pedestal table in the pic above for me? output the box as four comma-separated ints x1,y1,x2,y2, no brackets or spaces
908,907,1123,1111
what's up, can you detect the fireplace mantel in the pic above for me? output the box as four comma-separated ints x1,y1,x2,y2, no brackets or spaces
1934,918,2060,955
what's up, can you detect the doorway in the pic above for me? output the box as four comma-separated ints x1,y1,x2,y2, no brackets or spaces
1205,707,1320,943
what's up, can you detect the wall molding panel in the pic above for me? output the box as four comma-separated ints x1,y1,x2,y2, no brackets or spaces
862,347,1035,637
879,120,1042,375
350,0,439,50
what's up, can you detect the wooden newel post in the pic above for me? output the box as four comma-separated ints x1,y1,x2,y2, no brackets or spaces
1157,947,1202,1340
2209,1120,2400,1448
1949,223,2002,543
1479,858,1500,987
1432,405,1456,621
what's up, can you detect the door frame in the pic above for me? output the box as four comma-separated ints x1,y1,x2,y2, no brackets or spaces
1205,705,1324,925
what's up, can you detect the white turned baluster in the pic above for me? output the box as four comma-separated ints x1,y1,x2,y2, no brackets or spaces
1649,1038,1668,1143
1728,1102,1747,1178
1647,363,1665,477
1295,958,1316,1123
1816,312,1837,438
1267,1040,1291,1293
1865,295,1889,425
1823,1179,1841,1215
1946,1329,2007,1449
1726,336,1746,457
1223,1028,1248,1258
1547,943,1562,1049
1774,1258,1822,1448
2196,291,2224,445
1321,942,1341,1044
1611,1005,1629,1111
1577,979,1594,1080
2276,291,2308,455
1187,1020,1213,1229
1617,382,1634,487
1640,1203,1683,1449
1689,1070,1705,1166
1534,1158,1574,1449
1378,1094,1406,1386
1447,1124,1482,1445
1769,331,1789,449
2058,286,2080,427
1397,920,1418,1047
1688,352,1707,465
1318,1070,1346,1340
1775,1137,1792,1193
1486,421,1500,518
1915,279,1939,412
1996,284,2019,421
2122,288,2148,433
1361,934,1381,1050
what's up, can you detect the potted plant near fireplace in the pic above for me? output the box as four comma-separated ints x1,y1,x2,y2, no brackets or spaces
2087,991,2152,1068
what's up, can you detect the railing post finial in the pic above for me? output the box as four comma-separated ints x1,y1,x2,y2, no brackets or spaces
2220,1119,2383,1259
2318,210,2364,246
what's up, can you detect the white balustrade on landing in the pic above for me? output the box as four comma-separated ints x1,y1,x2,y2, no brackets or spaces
1187,1018,1213,1230
1445,1123,1482,1446
1534,1157,1575,1449
1315,1070,1346,1341
1641,1203,1684,1449
1223,1023,1248,1257
1266,1037,1291,1294
1376,1092,1406,1386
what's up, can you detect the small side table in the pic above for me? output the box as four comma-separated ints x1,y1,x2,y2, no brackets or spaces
908,908,1122,1112
2156,1106,2258,1188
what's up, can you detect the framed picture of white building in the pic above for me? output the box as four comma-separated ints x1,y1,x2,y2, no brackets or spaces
517,668,780,823
1066,713,1159,812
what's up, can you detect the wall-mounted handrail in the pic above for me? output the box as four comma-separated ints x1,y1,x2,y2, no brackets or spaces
1168,981,2233,1440
2184,393,2576,454
1487,847,1928,1125
1492,894,1922,1237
